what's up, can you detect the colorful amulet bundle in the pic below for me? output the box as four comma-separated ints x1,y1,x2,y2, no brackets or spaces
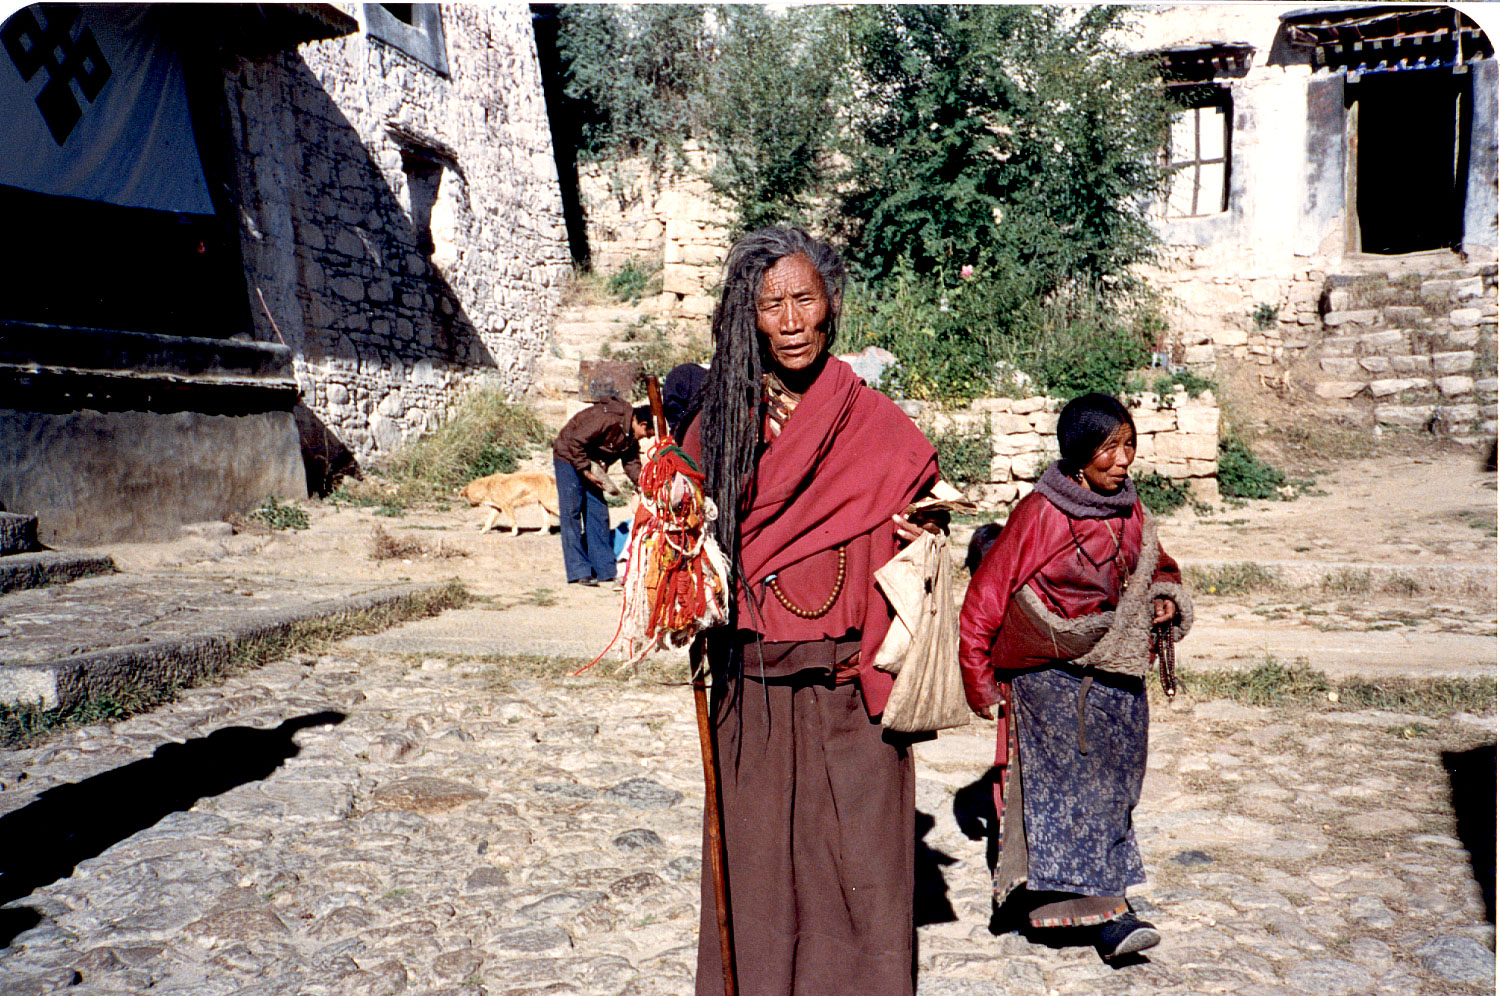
577,436,729,674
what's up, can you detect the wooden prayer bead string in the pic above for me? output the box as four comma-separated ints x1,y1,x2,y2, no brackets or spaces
1152,620,1178,699
765,546,847,619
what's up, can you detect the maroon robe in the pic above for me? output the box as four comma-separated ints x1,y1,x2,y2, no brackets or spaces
683,356,938,996
682,356,938,714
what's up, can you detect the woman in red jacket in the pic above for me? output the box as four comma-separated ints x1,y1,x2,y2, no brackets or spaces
959,392,1191,961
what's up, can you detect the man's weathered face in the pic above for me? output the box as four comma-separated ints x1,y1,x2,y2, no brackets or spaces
756,253,831,375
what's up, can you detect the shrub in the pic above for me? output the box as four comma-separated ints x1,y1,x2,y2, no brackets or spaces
839,6,1171,289
464,441,526,480
606,260,658,302
1217,436,1288,501
1134,472,1189,516
928,421,993,486
247,496,309,531
843,262,1158,403
1151,369,1217,400
1019,317,1153,399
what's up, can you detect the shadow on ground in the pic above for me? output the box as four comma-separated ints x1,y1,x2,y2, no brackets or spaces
1444,742,1496,923
0,710,345,943
915,810,957,927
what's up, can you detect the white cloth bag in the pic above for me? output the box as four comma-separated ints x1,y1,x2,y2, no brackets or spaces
873,531,971,733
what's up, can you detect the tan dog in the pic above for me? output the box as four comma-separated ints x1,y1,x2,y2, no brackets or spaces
461,471,560,535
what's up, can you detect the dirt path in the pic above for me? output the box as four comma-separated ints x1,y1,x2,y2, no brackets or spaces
1164,448,1496,568
82,447,1496,684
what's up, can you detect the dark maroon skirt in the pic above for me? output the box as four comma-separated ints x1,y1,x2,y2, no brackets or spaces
696,661,916,996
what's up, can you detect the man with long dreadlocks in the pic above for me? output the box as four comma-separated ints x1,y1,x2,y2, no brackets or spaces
680,227,941,996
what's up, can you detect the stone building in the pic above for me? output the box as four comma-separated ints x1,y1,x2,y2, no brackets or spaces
1127,4,1498,440
0,4,569,544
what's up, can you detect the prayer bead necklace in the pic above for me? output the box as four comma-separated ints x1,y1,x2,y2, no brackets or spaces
765,547,847,619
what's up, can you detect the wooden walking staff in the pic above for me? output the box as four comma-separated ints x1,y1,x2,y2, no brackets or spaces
643,376,737,996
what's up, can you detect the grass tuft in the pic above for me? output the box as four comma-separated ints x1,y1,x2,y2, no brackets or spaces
1165,658,1496,717
368,525,467,562
1184,562,1283,596
1173,659,1329,707
246,496,310,531
606,260,660,303
1382,573,1424,596
1322,568,1373,596
476,652,688,690
381,390,552,505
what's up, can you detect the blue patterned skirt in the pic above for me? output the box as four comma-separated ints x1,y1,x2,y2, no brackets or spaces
1011,666,1148,898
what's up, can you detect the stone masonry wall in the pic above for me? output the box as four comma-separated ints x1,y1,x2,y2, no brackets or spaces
578,143,727,321
227,7,570,464
902,390,1222,508
1142,248,1328,370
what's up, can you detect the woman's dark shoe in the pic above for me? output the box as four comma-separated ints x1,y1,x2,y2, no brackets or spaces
1094,913,1160,960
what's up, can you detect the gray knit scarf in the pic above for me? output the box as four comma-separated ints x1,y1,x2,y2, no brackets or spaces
1034,461,1137,519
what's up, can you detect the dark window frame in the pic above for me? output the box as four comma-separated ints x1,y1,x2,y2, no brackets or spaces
364,3,447,76
1164,84,1232,219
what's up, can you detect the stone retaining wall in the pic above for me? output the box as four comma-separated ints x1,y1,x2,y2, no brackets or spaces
1142,249,1327,370
229,7,570,466
901,391,1221,508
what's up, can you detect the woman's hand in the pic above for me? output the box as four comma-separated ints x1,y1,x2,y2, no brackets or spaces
1153,596,1178,625
971,704,994,721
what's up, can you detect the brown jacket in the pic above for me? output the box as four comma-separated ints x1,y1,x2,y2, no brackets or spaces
552,396,642,485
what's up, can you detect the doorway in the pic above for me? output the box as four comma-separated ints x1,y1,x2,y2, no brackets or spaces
1351,68,1470,255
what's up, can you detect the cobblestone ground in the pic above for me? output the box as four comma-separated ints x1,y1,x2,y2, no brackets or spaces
0,649,1493,996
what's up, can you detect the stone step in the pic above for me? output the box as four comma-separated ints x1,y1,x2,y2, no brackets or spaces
568,304,650,324
0,551,115,594
532,398,572,430
554,320,637,339
0,576,454,711
534,355,581,378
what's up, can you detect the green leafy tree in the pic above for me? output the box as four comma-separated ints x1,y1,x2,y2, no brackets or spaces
557,5,711,165
835,6,1172,400
700,6,849,234
840,5,1172,287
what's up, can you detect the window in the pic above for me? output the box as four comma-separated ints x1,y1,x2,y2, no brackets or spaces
364,3,447,76
401,150,442,255
1165,86,1230,219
